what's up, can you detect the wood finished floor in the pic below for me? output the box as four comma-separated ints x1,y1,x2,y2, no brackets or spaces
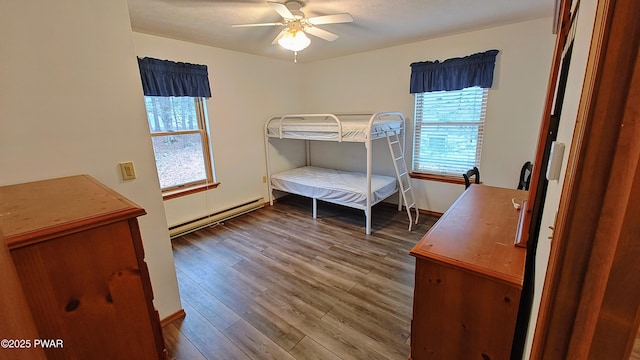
162,195,438,360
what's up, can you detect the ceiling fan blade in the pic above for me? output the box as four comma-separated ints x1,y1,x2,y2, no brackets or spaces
272,29,287,44
267,1,295,20
307,13,353,25
305,26,339,42
232,22,284,28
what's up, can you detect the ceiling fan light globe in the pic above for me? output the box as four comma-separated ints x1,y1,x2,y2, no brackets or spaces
278,30,310,52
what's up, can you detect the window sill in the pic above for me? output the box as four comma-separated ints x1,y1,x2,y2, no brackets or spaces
162,182,220,201
410,172,465,185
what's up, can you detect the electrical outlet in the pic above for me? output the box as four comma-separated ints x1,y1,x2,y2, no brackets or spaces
262,176,267,183
119,161,136,180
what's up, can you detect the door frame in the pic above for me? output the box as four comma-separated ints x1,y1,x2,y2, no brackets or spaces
530,0,640,358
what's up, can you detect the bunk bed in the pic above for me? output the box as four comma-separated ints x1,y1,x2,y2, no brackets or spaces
264,112,418,234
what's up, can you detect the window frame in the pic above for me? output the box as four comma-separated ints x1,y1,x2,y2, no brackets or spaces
410,86,488,182
145,96,217,197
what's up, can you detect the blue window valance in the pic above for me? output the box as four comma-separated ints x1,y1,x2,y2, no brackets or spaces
409,49,499,93
137,57,211,97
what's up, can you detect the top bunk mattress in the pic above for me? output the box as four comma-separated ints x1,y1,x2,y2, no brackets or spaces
270,166,397,207
266,114,403,142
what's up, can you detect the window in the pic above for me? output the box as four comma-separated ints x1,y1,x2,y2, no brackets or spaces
412,86,488,177
143,96,214,191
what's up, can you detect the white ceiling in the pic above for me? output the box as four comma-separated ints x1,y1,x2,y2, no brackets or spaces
127,0,554,63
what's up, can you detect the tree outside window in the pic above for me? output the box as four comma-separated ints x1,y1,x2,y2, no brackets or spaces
144,96,214,190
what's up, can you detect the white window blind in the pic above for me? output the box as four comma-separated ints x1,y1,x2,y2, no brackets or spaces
412,86,488,176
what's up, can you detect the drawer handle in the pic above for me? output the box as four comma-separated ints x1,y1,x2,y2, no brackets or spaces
65,299,80,312
105,293,113,304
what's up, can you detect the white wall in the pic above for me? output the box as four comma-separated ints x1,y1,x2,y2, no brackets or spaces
132,33,304,227
0,1,589,351
130,12,601,358
302,17,556,213
136,17,556,225
0,0,181,319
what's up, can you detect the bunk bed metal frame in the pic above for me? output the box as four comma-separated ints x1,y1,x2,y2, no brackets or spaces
264,112,418,234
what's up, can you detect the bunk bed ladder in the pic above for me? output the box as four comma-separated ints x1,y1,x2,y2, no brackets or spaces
387,132,419,231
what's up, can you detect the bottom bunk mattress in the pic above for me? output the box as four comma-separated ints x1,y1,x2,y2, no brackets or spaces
270,166,397,208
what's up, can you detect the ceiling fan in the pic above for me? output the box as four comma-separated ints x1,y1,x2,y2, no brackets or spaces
232,1,353,58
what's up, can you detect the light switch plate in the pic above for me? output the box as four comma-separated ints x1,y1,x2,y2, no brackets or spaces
119,161,136,180
546,142,565,181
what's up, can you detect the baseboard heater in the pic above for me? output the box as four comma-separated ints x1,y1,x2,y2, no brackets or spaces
168,197,264,239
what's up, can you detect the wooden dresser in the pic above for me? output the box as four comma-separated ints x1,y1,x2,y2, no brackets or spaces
0,229,46,360
0,175,166,359
409,184,527,360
